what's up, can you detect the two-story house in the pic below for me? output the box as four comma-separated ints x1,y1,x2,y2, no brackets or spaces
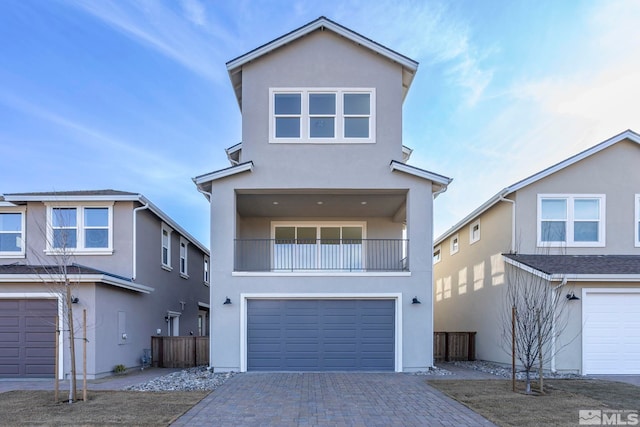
194,17,451,372
434,130,640,375
0,190,210,379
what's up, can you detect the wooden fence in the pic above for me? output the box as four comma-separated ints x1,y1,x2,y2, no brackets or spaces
434,332,476,362
151,336,209,368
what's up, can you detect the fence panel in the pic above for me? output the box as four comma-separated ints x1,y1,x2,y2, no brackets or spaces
151,336,209,368
433,332,476,362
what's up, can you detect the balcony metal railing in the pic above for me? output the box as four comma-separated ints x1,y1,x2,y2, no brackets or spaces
234,239,409,272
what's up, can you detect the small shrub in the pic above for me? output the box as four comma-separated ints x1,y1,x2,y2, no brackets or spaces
113,364,126,374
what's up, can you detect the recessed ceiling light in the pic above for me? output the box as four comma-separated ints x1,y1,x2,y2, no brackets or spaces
317,201,323,205
361,201,367,205
272,201,279,205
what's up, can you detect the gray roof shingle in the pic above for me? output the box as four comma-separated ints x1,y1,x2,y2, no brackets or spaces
503,254,640,275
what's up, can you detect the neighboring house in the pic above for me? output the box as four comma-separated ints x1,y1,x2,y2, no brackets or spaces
0,190,210,379
433,130,640,375
194,17,451,372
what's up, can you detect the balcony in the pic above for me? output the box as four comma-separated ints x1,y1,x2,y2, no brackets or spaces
234,239,408,272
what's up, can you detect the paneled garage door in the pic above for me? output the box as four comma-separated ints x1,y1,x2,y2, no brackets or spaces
583,291,640,374
0,299,57,378
247,299,395,371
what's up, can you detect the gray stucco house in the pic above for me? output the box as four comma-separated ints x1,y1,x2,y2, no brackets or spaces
0,190,210,378
434,130,640,375
194,17,451,372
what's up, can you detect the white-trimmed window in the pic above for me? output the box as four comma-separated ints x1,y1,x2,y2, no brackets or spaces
203,255,210,285
46,204,113,254
179,237,189,278
450,234,459,255
470,220,480,244
537,194,605,247
161,223,173,270
0,209,25,257
270,88,375,143
634,194,640,247
433,245,441,264
271,221,366,270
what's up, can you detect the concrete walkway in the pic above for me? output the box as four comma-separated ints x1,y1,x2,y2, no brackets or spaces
172,372,497,427
0,367,181,393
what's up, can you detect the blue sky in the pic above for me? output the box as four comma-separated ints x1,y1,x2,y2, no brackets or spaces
1,1,639,246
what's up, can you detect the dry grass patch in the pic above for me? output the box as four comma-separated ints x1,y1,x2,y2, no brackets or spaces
428,379,640,427
0,390,207,426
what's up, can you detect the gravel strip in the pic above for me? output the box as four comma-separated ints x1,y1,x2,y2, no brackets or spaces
412,366,453,376
452,360,582,379
125,367,236,392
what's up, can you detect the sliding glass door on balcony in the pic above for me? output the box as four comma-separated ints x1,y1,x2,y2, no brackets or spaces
273,225,363,271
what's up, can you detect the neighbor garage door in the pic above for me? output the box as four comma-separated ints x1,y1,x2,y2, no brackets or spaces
247,299,395,371
0,299,57,378
583,291,640,374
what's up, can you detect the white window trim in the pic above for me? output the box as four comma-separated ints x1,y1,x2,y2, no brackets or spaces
45,202,114,255
0,207,26,258
433,245,441,264
635,194,640,248
469,220,481,245
203,255,210,286
269,87,376,144
537,194,606,248
179,237,189,279
450,233,459,255
161,223,173,271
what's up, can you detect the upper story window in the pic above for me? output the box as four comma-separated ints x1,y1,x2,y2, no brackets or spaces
469,220,480,244
450,233,459,255
0,210,25,258
635,194,640,247
179,237,189,278
270,88,375,143
433,245,441,264
203,255,210,285
161,223,173,270
537,194,605,247
46,204,112,254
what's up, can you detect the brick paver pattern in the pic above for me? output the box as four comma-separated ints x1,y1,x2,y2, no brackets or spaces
172,372,496,427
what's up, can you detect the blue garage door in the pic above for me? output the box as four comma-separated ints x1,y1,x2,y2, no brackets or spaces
247,299,395,371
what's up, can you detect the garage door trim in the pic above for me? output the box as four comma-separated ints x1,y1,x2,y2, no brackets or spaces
582,287,640,375
240,293,402,372
0,293,63,379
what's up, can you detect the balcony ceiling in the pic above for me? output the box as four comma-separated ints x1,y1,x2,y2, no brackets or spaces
236,190,407,218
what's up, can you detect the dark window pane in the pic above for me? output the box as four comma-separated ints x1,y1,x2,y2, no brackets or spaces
541,221,566,242
309,93,335,114
310,117,334,138
53,229,77,248
344,93,370,115
345,117,369,138
85,229,108,248
0,233,21,252
297,227,316,244
85,208,108,227
574,221,598,242
321,227,340,244
275,117,300,138
52,208,77,227
274,93,301,114
0,213,21,231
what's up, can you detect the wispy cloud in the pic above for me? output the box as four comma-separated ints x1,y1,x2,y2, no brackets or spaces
64,0,228,83
331,0,494,106
180,0,206,27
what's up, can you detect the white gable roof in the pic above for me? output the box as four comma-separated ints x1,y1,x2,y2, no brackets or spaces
226,16,419,110
435,129,640,245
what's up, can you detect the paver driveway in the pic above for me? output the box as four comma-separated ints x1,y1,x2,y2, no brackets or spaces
172,372,496,426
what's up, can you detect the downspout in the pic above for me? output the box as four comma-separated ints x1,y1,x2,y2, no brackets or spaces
550,276,568,373
132,202,150,281
499,195,516,253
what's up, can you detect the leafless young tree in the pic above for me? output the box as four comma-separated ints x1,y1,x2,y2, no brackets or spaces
501,260,572,394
